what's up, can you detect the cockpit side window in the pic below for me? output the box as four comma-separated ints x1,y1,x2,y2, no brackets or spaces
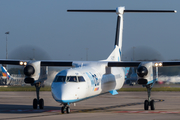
54,76,66,82
78,76,85,82
67,76,77,82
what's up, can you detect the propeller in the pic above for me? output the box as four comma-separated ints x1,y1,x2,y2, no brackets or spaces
137,66,148,77
9,45,51,60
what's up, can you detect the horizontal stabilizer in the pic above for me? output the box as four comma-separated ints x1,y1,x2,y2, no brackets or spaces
67,10,116,12
67,9,176,13
109,90,118,95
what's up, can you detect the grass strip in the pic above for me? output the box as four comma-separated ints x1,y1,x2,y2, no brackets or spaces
0,86,180,92
119,87,180,92
0,86,51,91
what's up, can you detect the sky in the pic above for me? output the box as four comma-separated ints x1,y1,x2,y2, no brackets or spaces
0,0,180,61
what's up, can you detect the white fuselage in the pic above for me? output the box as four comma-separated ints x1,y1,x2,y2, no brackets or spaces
51,63,125,104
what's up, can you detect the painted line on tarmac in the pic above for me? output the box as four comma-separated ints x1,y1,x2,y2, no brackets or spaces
114,111,180,114
72,99,164,113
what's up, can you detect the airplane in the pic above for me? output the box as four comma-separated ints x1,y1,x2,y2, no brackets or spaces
0,7,178,113
158,75,180,84
1,66,29,86
1,66,11,85
1,66,10,79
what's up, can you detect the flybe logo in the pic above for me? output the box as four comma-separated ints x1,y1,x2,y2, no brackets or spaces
86,72,100,91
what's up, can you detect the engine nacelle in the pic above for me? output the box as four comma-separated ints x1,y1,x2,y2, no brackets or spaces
137,62,153,85
24,61,41,84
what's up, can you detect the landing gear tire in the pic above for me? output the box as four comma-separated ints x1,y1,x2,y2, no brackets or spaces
61,106,65,114
144,100,149,110
33,98,38,109
39,99,44,109
150,100,155,110
66,106,70,114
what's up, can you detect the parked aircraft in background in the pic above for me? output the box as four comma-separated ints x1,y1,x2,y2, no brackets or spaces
158,76,180,84
125,67,137,86
1,66,10,79
1,66,11,85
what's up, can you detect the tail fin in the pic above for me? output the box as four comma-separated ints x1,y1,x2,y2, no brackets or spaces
124,67,130,78
106,45,121,61
107,7,124,61
1,66,11,79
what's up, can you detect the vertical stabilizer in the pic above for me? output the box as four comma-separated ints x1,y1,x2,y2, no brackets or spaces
107,7,125,61
1,66,10,79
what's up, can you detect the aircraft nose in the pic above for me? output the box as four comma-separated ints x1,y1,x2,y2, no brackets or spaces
51,82,78,103
51,83,65,100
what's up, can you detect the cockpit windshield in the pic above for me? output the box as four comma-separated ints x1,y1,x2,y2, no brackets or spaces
53,76,66,82
78,76,85,82
67,76,77,82
53,76,85,82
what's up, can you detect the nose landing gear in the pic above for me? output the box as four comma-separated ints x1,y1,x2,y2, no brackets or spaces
33,83,44,109
144,84,155,110
61,103,70,114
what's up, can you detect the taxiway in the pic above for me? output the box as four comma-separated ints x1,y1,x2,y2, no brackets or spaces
0,91,180,120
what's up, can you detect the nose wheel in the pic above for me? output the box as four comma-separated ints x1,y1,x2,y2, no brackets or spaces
144,99,155,110
61,104,70,114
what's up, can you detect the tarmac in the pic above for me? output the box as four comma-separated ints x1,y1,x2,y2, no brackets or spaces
0,91,180,120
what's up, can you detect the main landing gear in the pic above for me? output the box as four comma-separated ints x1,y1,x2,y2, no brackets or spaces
33,83,44,109
144,84,155,110
61,103,70,114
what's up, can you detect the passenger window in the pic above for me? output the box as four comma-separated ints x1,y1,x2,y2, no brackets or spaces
67,76,77,82
54,76,66,82
78,76,85,82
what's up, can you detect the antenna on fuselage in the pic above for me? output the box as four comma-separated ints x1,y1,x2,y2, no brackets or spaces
67,7,176,58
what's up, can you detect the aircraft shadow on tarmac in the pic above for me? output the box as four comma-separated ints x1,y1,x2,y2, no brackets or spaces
0,99,164,114
73,99,164,113
0,104,60,113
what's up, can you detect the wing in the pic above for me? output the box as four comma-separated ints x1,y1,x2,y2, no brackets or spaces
0,59,73,67
107,61,180,67
1,59,180,67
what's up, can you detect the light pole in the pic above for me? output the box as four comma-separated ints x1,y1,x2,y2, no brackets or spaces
5,31,9,70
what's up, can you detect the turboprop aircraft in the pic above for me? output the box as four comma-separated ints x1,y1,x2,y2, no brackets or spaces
0,7,178,113
1,66,11,85
1,66,10,79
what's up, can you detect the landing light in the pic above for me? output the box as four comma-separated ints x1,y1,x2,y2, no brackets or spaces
24,62,27,66
155,63,158,67
159,62,162,66
154,62,162,67
19,61,27,66
19,61,23,65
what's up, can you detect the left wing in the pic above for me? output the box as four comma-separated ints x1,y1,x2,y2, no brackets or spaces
107,61,180,67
